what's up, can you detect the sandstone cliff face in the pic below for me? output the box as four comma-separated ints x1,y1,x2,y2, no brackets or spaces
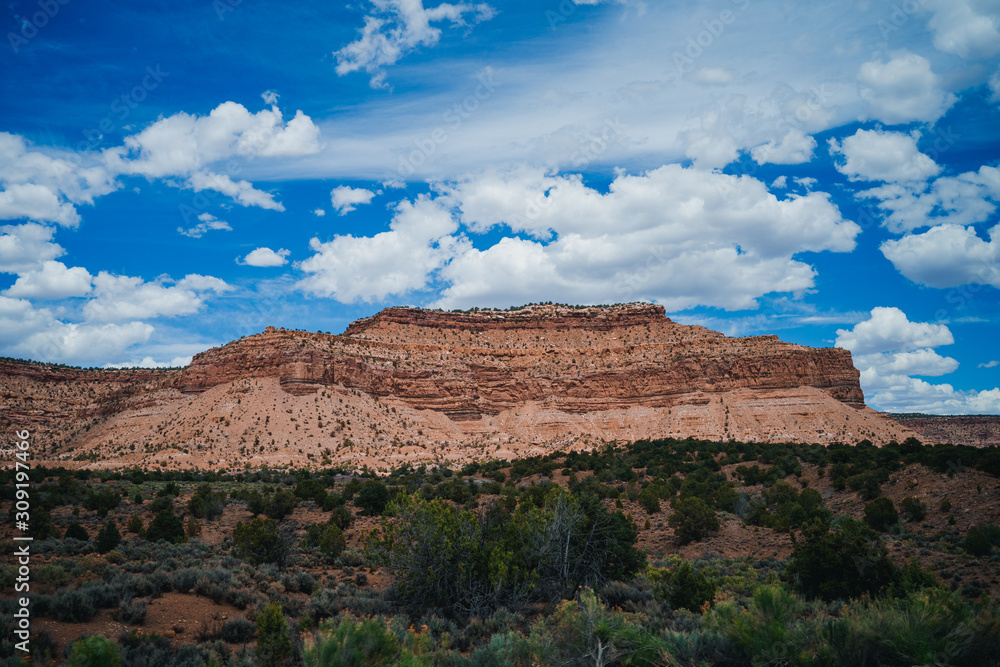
174,304,864,419
0,359,167,455
1,304,920,470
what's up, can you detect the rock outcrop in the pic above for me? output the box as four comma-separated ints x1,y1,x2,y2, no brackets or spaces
1,304,921,470
174,304,864,417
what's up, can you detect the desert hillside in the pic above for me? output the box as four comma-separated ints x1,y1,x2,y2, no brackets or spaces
2,303,920,471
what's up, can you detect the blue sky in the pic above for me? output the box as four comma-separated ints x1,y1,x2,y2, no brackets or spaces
1,0,999,415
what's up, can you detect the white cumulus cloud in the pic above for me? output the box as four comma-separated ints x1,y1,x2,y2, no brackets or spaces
83,273,231,322
858,51,956,124
835,306,953,356
751,128,817,165
335,0,496,88
923,0,1000,60
0,133,118,228
178,213,233,238
880,223,1000,289
298,195,464,302
0,223,66,274
241,247,291,267
0,295,155,366
837,306,999,414
857,165,1000,233
103,102,321,210
331,185,377,214
830,129,940,183
3,261,93,299
298,165,861,310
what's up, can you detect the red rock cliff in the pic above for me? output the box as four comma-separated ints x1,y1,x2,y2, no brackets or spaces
171,303,864,419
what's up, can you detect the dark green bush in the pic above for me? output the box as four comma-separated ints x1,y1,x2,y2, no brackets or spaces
117,597,147,625
654,559,716,612
145,510,186,544
900,496,928,522
302,616,400,667
126,514,143,534
668,496,720,545
864,497,898,532
255,602,292,666
96,519,121,554
66,634,120,667
83,488,121,516
638,485,662,514
188,483,226,520
233,517,289,566
371,489,643,617
317,523,346,562
787,517,897,601
355,480,391,516
269,490,298,520
64,522,89,541
53,589,96,623
222,616,257,643
157,482,180,497
964,524,1000,557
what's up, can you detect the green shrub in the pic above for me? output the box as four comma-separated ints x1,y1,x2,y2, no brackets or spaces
96,519,121,554
267,490,298,520
188,483,226,520
157,481,180,497
654,559,716,612
64,522,89,541
355,480,391,516
233,517,289,566
964,524,1000,557
525,589,660,667
900,496,928,523
302,616,400,667
145,510,186,544
637,485,661,514
83,488,121,517
825,588,1000,665
255,602,292,666
668,496,720,545
940,498,952,513
317,523,346,562
371,488,643,617
786,517,897,601
222,617,256,644
326,504,354,530
147,495,173,514
117,597,147,625
54,589,97,622
126,514,144,534
34,564,68,590
67,634,120,667
864,497,898,532
705,584,813,665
